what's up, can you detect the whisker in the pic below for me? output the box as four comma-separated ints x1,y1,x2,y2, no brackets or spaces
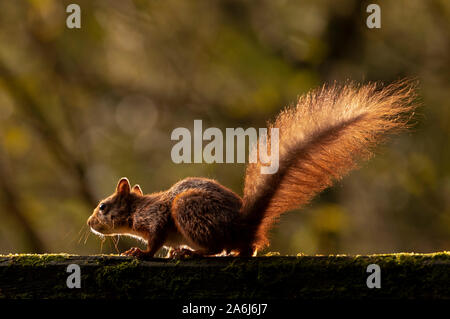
84,230,91,245
77,225,88,245
62,228,74,242
78,224,86,236
100,236,106,254
112,235,120,254
78,229,85,245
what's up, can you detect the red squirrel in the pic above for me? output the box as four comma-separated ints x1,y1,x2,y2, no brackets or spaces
87,80,418,258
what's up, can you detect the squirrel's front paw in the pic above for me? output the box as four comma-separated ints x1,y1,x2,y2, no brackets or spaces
121,247,148,259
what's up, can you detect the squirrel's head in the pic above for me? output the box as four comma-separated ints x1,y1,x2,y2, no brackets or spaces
87,177,143,236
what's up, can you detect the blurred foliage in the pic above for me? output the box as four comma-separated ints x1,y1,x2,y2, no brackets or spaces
0,0,449,255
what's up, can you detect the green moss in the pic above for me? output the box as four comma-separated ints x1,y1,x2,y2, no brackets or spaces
0,252,449,299
94,259,142,296
2,253,72,266
95,258,140,280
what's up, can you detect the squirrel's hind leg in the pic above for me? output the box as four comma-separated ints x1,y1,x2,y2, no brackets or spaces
171,188,241,257
167,247,223,259
234,246,257,257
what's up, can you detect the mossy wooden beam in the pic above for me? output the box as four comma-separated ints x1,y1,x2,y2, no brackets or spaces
0,252,449,299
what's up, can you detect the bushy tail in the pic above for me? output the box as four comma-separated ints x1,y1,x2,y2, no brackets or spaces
242,79,418,249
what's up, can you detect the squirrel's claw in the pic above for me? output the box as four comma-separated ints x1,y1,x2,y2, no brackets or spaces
121,247,149,259
167,248,199,259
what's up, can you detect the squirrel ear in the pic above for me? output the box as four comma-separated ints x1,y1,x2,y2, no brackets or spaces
116,177,131,195
132,184,143,196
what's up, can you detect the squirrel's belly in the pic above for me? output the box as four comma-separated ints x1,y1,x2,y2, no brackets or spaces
164,227,201,250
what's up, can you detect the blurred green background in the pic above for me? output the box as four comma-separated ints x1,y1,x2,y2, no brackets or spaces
0,0,449,256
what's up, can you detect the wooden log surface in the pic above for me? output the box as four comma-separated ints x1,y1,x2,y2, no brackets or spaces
0,252,449,299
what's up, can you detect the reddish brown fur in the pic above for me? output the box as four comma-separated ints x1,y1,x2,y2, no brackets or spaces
87,80,418,258
242,79,418,248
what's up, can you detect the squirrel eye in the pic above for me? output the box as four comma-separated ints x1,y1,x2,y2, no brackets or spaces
99,203,107,211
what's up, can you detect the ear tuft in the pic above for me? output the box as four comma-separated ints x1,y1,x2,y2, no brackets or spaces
132,184,143,196
116,177,131,195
